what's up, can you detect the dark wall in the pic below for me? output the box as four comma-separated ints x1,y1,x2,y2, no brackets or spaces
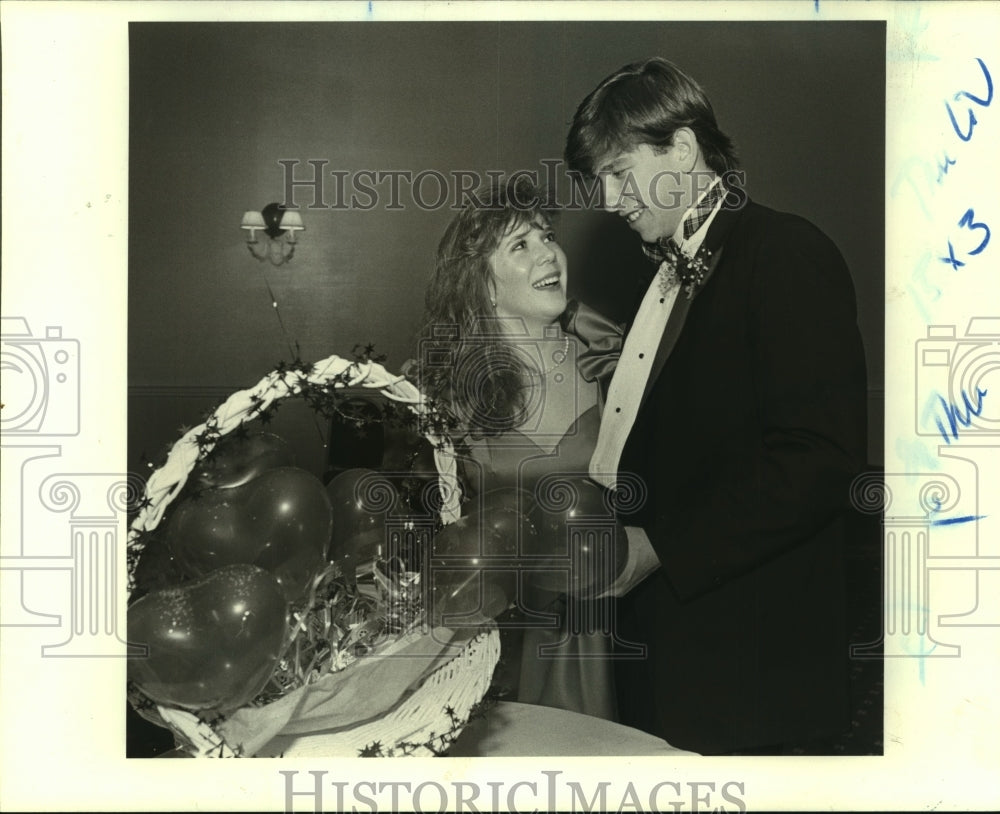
129,21,885,468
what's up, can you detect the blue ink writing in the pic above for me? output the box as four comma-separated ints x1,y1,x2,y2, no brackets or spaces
936,152,957,182
956,57,994,106
895,438,941,474
946,57,993,141
940,209,990,269
933,388,989,443
940,241,965,270
958,208,991,255
929,514,988,527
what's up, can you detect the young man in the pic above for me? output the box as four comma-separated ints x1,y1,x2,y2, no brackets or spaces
566,57,868,755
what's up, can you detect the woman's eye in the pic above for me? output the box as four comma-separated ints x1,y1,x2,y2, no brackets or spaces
544,231,557,243
511,240,525,251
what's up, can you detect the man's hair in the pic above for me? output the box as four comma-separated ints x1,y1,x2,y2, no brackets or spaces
565,57,739,177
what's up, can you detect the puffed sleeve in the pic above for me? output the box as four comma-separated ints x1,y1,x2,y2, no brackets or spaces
560,300,624,389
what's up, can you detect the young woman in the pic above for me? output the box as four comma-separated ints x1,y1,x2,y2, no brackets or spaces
411,176,624,720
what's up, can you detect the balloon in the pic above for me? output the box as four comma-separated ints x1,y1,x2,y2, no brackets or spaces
427,488,533,624
164,466,332,601
382,436,440,519
190,431,294,490
127,564,287,712
335,527,383,583
132,529,187,597
325,468,398,560
432,487,535,559
430,568,512,627
525,477,628,597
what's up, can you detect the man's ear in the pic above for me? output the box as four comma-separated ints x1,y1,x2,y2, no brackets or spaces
672,127,699,170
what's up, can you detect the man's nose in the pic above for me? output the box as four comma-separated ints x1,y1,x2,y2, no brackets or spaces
601,175,620,213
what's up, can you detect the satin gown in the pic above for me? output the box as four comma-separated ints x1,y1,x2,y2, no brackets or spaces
457,402,618,721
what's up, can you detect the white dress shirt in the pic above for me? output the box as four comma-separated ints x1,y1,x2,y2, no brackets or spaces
589,176,725,491
590,177,726,597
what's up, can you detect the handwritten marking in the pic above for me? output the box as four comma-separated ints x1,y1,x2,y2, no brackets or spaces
895,438,941,474
900,622,937,685
945,57,994,141
933,388,989,443
936,152,956,182
957,209,991,255
929,514,987,527
939,241,965,270
890,157,941,219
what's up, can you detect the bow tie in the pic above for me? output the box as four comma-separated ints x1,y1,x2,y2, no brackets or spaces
641,178,727,267
636,179,726,299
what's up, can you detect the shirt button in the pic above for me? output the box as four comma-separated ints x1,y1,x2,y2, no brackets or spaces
638,353,645,359
659,298,665,304
615,407,622,413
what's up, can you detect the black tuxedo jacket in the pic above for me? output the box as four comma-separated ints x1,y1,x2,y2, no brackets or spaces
614,199,869,754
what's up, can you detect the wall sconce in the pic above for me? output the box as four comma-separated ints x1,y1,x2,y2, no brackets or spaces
240,202,304,266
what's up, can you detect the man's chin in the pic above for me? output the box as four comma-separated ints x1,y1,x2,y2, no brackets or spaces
634,225,664,244
630,215,668,244
628,209,677,243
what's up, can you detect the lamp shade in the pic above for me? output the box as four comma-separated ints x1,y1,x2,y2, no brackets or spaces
279,210,304,231
241,211,266,230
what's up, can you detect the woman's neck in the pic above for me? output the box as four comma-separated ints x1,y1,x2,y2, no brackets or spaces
494,315,562,340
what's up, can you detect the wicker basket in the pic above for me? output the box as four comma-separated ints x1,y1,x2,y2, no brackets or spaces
127,353,500,758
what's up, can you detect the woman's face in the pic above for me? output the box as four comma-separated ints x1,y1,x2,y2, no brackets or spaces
488,215,567,329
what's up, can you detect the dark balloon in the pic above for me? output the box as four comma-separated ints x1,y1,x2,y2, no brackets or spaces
165,466,332,601
335,527,384,583
430,568,514,627
525,477,628,596
325,468,398,561
426,488,533,624
432,487,535,559
132,529,188,597
190,432,295,490
127,564,287,712
383,436,440,520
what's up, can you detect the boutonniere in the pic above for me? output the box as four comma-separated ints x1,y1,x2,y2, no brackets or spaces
658,243,714,301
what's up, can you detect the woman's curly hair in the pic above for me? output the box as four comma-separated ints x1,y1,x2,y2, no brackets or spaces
413,175,557,436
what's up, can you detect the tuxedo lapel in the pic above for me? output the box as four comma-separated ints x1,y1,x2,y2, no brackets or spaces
637,200,746,411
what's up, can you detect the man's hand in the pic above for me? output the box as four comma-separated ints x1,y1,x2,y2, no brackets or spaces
598,526,661,598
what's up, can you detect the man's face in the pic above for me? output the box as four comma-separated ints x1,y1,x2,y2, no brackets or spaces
598,143,691,244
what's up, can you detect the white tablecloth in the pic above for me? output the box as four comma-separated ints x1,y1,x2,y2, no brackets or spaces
447,701,698,756
257,701,697,757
